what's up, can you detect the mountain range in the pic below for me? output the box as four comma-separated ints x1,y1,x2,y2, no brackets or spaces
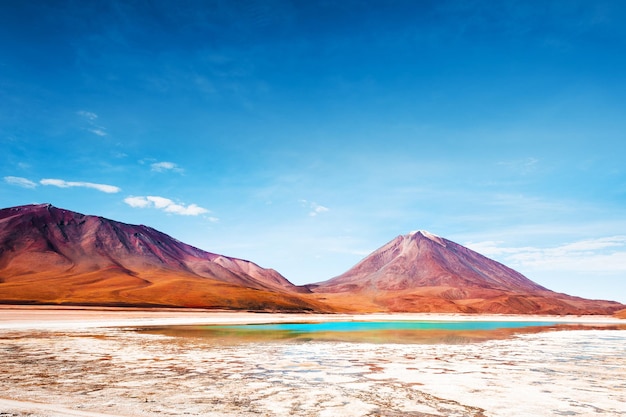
0,204,623,314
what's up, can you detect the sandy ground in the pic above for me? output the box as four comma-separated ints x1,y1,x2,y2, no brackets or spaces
1,306,625,417
1,305,623,330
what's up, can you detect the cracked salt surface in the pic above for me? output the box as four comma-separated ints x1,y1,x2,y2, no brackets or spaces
0,326,624,417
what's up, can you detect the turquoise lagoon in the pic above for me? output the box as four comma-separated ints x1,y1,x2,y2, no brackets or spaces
214,320,558,332
141,320,577,344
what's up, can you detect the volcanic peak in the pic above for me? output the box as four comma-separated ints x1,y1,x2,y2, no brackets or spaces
407,230,446,247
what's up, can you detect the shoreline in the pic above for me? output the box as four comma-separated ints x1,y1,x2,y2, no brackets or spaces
0,304,622,331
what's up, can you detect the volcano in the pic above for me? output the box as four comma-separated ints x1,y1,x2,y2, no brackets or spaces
309,231,623,314
0,204,327,311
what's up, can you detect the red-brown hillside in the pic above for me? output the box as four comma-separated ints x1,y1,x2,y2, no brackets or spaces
310,231,623,315
0,204,327,311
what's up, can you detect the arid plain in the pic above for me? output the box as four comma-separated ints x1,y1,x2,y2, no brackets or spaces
1,306,625,417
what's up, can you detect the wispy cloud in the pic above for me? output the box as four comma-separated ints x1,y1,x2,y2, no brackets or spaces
89,128,107,137
77,110,98,120
124,195,209,216
466,236,626,273
4,176,37,189
311,204,330,216
497,157,539,175
40,178,121,193
77,110,107,137
150,161,184,173
299,199,330,217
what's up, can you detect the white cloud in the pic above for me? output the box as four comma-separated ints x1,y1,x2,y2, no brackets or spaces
299,199,330,217
466,236,626,273
151,161,183,173
89,128,107,137
123,196,151,208
77,110,98,120
77,110,107,137
124,195,209,216
556,237,626,252
40,178,120,193
310,204,329,216
4,176,37,189
146,196,173,209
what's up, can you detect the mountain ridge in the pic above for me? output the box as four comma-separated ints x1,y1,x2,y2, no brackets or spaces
1,204,623,315
0,203,324,311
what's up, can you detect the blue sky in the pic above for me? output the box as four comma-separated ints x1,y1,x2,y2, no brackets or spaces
2,0,626,302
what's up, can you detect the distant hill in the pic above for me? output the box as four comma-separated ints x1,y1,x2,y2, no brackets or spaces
309,231,623,314
0,204,327,312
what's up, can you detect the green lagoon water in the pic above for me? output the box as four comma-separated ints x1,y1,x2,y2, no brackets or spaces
142,320,572,344
215,320,558,332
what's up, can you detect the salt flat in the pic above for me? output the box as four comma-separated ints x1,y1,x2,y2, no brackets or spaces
0,307,624,416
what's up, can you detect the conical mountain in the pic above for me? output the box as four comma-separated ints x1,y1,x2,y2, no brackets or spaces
311,231,623,314
0,204,326,311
